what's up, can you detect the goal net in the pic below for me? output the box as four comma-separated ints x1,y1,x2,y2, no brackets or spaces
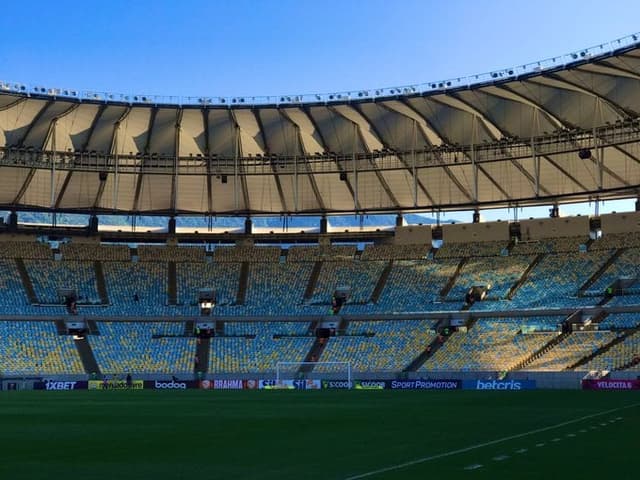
275,361,351,385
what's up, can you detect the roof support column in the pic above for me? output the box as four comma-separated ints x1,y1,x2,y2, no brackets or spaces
532,135,540,197
234,126,239,211
293,153,298,212
594,126,603,191
471,116,479,204
352,123,358,211
113,127,120,210
50,120,57,210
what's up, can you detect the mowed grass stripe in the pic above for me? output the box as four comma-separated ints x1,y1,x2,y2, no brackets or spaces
0,390,637,480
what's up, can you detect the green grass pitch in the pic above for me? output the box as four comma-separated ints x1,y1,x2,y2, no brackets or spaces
0,390,637,479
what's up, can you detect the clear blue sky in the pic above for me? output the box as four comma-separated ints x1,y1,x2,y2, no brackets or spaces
1,0,639,223
2,0,639,99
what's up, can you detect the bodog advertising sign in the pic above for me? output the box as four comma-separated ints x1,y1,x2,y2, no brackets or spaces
88,380,144,390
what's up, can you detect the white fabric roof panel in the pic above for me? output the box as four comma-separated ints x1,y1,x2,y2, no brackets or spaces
0,98,48,147
179,109,205,157
207,109,236,157
86,105,128,154
148,108,177,156
52,103,101,153
57,171,101,209
117,107,151,156
0,167,32,203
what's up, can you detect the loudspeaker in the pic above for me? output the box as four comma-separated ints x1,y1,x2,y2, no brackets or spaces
339,172,347,181
221,175,228,184
99,171,108,182
578,148,592,159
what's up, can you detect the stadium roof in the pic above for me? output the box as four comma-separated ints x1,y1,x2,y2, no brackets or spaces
2,35,640,216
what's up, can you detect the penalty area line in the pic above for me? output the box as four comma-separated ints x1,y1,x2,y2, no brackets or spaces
343,402,640,480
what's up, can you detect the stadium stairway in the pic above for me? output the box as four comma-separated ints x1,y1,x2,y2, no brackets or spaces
75,335,101,375
439,257,468,298
15,258,38,303
577,248,625,296
404,318,455,372
509,331,570,371
303,261,323,300
236,262,249,305
195,336,210,375
94,261,110,304
86,320,100,335
370,260,393,304
54,319,67,335
215,320,224,336
184,320,195,336
507,253,546,300
299,337,329,374
167,262,177,305
568,324,638,370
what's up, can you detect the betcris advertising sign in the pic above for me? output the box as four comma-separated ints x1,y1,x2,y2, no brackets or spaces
463,379,536,390
388,379,461,390
34,380,88,391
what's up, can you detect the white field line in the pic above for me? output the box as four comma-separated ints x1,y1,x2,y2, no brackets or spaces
344,402,639,480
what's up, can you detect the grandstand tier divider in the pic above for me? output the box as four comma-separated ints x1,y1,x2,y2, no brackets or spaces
303,261,323,300
94,261,110,305
74,335,101,375
568,325,639,370
506,253,546,300
15,258,38,304
168,262,177,306
509,331,570,371
439,257,468,298
577,248,626,296
236,262,249,306
404,318,450,372
195,336,210,374
370,260,394,304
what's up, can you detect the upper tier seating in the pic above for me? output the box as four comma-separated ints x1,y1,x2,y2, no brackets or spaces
0,241,51,259
138,245,206,262
447,255,534,301
510,236,587,254
60,243,130,261
360,244,430,261
213,246,281,263
25,260,100,304
435,241,507,259
509,252,611,309
287,245,356,262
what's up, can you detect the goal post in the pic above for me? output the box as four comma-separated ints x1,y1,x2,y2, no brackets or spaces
275,361,351,387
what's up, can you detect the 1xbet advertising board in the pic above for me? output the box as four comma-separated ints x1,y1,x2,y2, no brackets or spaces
462,379,536,390
34,380,88,390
